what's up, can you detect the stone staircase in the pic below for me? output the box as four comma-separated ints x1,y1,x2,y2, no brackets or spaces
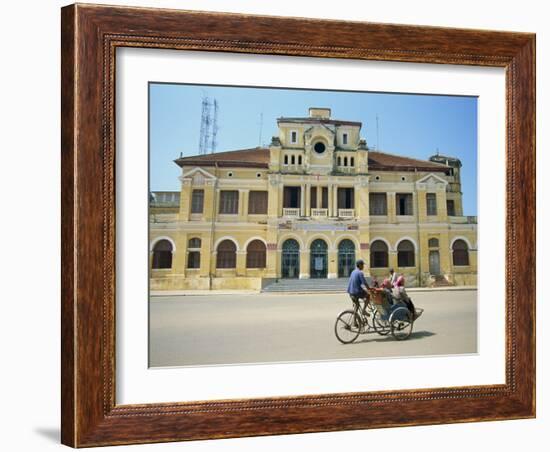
262,278,349,293
431,274,453,287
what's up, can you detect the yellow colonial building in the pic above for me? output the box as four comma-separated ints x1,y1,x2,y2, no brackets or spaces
150,107,477,291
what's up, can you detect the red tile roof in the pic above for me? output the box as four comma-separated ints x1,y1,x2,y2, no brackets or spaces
175,147,450,172
277,117,362,127
368,151,449,172
175,147,270,169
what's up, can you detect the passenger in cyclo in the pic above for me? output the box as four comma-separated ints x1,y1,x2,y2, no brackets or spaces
392,275,421,320
381,278,394,306
389,268,398,287
373,278,394,320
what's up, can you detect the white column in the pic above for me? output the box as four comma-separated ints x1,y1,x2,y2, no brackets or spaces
328,185,333,217
333,184,339,217
278,183,284,217
238,189,247,221
305,183,311,217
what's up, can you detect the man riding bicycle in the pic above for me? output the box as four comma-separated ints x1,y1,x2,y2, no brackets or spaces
347,259,370,313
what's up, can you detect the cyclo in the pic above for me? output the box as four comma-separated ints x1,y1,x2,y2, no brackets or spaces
334,287,421,344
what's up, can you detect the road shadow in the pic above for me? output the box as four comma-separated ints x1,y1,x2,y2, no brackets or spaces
351,330,436,344
34,427,59,443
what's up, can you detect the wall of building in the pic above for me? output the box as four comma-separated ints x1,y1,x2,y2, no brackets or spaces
150,165,477,290
150,110,477,291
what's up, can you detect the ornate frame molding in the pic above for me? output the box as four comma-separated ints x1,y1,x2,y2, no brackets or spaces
61,4,535,447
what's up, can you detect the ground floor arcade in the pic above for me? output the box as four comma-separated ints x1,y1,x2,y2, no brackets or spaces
149,225,477,291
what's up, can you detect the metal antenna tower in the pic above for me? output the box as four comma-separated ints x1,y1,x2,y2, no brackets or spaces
198,96,219,154
210,99,219,153
198,96,211,155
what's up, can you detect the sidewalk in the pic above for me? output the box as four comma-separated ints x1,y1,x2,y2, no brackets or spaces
150,286,477,297
151,290,259,297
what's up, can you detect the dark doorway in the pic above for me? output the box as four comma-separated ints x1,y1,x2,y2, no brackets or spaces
337,187,355,209
338,239,355,277
429,250,441,275
310,239,328,278
281,239,300,278
283,186,301,208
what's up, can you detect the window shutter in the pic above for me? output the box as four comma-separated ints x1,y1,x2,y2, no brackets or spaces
248,191,268,214
219,191,239,214
191,190,204,213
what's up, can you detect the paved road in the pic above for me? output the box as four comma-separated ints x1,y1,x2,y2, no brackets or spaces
149,290,477,367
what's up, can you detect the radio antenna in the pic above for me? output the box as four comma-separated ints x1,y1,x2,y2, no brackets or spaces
376,114,380,150
258,112,264,146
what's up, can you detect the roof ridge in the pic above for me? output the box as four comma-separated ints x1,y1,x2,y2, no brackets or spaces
176,146,268,160
277,116,362,124
369,149,448,167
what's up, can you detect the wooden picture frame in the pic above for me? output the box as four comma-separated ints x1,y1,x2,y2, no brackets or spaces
61,3,535,447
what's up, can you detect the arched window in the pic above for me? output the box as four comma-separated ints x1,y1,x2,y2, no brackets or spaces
452,239,470,266
337,156,342,166
350,157,355,167
370,240,388,268
187,238,201,269
246,240,266,268
152,239,173,269
291,155,295,165
216,240,237,268
189,238,201,248
298,155,302,165
428,238,439,248
284,154,288,165
397,240,415,267
344,156,348,166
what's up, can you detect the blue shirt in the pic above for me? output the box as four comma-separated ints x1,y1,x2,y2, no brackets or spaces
347,268,368,295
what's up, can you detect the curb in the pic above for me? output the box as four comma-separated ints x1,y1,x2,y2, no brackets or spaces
151,287,477,297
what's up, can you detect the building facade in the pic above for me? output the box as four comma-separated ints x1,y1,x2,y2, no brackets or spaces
150,107,477,291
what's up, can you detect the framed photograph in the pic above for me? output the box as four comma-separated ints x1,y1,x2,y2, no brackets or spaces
61,3,535,447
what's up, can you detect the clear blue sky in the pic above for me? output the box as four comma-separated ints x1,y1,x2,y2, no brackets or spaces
149,83,477,215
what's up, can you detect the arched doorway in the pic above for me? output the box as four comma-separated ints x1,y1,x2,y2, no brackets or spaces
429,251,440,275
338,239,355,277
281,239,300,278
310,239,328,278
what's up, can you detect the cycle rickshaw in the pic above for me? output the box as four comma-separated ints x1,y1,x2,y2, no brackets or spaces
334,287,422,344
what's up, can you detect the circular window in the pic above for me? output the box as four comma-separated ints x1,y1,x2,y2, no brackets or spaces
401,176,406,181
256,172,262,178
314,142,326,154
227,172,233,177
375,176,380,181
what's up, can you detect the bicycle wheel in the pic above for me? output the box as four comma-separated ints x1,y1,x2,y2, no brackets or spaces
372,309,391,336
334,310,361,344
389,307,413,341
